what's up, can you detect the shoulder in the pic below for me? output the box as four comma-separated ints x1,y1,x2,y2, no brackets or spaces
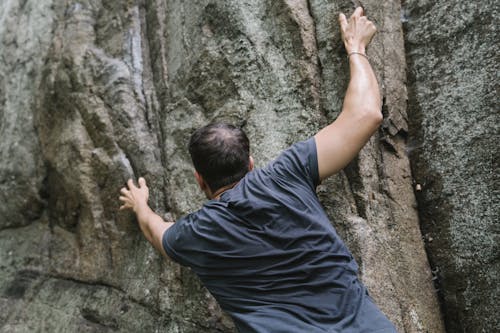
163,204,229,265
169,202,228,235
278,137,316,158
267,137,319,187
271,138,316,167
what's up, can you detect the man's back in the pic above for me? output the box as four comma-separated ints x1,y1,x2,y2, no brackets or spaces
163,139,385,333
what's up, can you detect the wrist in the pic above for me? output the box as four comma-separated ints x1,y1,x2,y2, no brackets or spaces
134,201,151,217
347,51,369,61
345,43,366,55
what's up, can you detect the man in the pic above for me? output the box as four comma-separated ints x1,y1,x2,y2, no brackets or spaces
119,7,397,333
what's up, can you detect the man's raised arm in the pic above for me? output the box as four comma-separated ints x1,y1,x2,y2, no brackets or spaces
315,7,382,181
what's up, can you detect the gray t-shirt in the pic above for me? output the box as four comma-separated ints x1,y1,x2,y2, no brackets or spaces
163,138,395,333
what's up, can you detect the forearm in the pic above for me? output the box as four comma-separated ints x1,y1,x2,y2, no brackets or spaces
135,204,157,241
342,55,381,121
135,204,173,256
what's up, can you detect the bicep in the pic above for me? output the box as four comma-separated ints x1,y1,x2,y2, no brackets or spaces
315,111,381,180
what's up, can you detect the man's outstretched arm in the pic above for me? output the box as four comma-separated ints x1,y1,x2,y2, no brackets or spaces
315,7,382,181
119,178,173,258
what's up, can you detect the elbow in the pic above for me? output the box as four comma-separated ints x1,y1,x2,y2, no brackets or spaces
372,109,383,126
370,96,383,125
362,107,383,128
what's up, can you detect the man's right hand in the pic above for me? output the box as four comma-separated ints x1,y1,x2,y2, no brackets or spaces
338,7,377,54
119,177,149,213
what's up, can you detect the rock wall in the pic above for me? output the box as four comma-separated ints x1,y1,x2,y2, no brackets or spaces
403,0,499,332
4,0,492,332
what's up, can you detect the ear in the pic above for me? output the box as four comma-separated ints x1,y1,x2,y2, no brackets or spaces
194,171,214,199
248,156,255,171
194,171,206,190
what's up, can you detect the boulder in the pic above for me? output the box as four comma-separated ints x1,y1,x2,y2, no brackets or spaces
1,0,448,331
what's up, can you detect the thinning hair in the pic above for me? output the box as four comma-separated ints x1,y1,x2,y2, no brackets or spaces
188,123,250,192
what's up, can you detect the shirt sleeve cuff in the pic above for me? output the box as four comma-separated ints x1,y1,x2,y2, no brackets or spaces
162,225,184,265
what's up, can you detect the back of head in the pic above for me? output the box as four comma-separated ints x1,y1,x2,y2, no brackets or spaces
189,123,250,193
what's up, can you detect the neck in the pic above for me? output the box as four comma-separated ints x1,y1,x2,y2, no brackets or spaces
211,182,238,199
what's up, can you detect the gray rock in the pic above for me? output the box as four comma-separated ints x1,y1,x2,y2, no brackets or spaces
404,0,499,332
0,0,464,332
0,0,50,229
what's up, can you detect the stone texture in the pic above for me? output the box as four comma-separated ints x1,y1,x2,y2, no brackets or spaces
0,0,455,332
403,1,499,332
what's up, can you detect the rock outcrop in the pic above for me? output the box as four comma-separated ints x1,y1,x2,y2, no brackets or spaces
404,1,499,332
2,0,493,332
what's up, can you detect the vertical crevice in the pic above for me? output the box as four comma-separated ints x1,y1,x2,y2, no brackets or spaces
284,0,322,111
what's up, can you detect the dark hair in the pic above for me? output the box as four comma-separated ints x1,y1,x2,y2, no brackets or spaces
189,122,250,192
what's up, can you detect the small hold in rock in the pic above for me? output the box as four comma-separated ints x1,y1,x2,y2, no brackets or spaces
415,183,422,191
120,304,129,314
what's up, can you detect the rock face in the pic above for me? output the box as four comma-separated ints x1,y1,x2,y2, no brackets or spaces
3,0,493,332
403,1,499,332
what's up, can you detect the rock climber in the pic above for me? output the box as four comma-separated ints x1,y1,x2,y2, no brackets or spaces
119,7,397,333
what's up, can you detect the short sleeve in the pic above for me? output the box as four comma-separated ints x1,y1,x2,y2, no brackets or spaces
161,207,229,269
162,215,207,267
268,137,320,190
162,217,189,265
